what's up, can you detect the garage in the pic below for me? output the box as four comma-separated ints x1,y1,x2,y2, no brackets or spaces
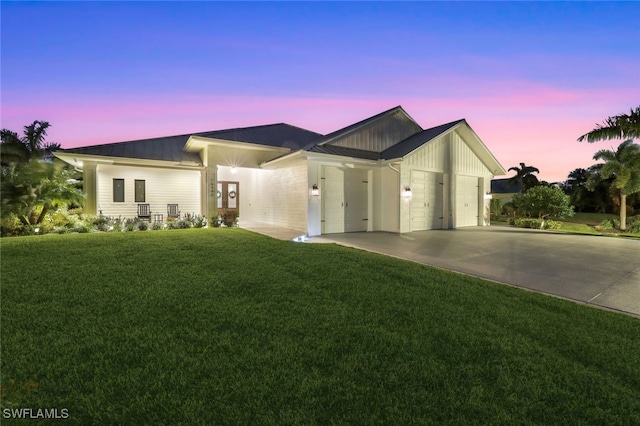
410,170,444,231
321,166,369,234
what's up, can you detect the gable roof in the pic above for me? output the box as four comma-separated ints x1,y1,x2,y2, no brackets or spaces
316,106,423,152
306,144,382,160
60,123,323,163
196,123,323,150
381,119,464,159
305,119,464,161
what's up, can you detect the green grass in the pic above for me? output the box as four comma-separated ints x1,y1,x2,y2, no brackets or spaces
2,230,640,424
564,212,618,224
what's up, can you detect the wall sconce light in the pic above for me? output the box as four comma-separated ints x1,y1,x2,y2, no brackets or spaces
230,166,237,174
403,187,412,198
484,192,493,200
311,183,320,196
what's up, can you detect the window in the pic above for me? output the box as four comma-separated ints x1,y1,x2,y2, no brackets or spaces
135,179,146,202
113,179,125,202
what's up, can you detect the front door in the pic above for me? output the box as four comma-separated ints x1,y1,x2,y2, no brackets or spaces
217,181,239,221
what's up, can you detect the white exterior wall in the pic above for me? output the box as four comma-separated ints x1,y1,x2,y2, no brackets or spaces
222,162,308,233
374,166,400,232
399,131,494,231
96,164,201,218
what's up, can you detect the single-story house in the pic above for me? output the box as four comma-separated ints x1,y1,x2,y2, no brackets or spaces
490,178,522,203
55,106,506,236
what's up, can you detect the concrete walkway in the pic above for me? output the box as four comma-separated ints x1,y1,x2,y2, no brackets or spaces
312,227,640,318
242,222,639,317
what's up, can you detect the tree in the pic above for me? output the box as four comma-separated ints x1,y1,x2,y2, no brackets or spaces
512,186,574,220
507,163,540,192
1,120,60,167
577,106,640,143
1,160,83,226
588,140,640,230
1,121,82,229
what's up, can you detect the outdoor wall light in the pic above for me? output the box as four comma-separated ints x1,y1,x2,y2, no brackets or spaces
403,187,412,198
484,192,493,200
231,166,237,174
311,183,320,196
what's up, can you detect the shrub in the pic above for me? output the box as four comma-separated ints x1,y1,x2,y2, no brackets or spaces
92,216,110,232
512,218,562,230
138,221,149,231
512,186,574,219
124,218,136,232
627,219,640,234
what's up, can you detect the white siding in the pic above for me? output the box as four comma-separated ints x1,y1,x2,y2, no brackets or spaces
373,167,400,232
230,162,308,233
450,131,492,176
96,164,201,218
401,130,494,231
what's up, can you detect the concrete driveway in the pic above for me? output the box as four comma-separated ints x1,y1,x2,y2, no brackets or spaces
312,226,640,317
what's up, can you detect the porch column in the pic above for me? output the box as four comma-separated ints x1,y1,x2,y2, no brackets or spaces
205,166,217,222
83,161,98,215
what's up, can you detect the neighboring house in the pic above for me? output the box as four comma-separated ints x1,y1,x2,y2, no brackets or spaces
490,178,522,203
55,106,506,236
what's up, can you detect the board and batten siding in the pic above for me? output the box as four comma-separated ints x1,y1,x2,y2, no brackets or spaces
96,164,201,218
240,162,308,233
329,113,421,153
399,130,494,231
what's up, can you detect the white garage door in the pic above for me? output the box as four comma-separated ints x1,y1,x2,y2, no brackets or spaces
410,170,443,231
321,166,368,234
456,175,479,227
344,169,368,232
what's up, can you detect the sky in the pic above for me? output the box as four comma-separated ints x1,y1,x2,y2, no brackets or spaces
1,1,639,183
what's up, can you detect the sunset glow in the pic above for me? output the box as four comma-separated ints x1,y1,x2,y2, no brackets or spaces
2,2,638,182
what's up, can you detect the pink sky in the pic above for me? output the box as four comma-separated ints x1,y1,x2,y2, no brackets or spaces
2,2,638,183
3,90,635,183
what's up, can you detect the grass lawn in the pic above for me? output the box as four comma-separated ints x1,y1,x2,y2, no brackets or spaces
2,229,640,424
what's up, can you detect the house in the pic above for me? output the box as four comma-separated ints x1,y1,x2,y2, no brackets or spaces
55,106,506,236
490,178,522,204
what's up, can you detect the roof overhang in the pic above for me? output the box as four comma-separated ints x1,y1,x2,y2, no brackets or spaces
397,121,506,176
454,121,507,176
54,152,204,170
186,135,292,168
260,149,380,170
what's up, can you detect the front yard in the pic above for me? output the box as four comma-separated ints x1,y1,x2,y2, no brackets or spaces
1,229,639,424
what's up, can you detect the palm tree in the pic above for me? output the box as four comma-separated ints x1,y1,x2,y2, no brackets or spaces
577,106,640,143
0,120,60,167
1,160,83,226
507,163,540,192
588,140,640,230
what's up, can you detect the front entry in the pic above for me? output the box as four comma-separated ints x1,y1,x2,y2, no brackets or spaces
217,181,239,222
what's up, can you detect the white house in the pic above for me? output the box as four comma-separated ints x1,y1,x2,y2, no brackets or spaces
55,106,506,236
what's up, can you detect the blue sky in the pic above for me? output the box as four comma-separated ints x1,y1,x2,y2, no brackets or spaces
2,1,639,182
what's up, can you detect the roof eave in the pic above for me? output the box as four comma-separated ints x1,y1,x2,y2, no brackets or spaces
54,151,203,170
